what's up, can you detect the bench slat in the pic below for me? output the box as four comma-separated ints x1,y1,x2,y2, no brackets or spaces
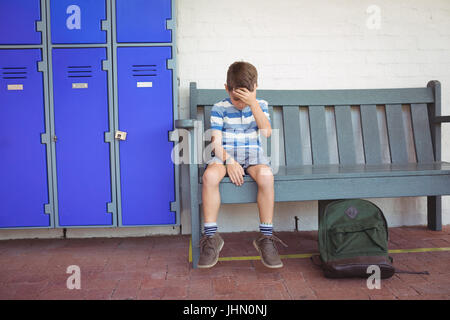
411,103,435,163
335,105,357,165
202,106,213,163
386,104,409,163
204,105,213,131
282,107,303,167
309,106,330,165
266,106,274,158
218,174,450,203
213,161,450,183
360,105,384,164
194,87,434,106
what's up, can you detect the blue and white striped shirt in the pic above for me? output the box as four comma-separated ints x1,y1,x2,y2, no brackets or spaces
210,98,271,152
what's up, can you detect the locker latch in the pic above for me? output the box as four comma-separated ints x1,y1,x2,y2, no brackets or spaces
115,131,127,141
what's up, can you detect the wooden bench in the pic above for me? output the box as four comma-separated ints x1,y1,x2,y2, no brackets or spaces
175,80,450,268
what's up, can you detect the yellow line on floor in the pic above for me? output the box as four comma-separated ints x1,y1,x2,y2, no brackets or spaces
189,239,192,263
388,247,450,254
188,240,450,263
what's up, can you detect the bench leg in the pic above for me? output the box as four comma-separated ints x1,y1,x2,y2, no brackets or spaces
188,161,201,268
427,196,442,231
191,203,201,269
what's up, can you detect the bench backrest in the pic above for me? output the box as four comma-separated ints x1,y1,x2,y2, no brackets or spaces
189,81,441,167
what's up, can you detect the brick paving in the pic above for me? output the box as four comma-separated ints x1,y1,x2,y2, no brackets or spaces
0,225,449,300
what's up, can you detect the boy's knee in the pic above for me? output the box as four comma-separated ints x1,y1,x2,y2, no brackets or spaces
202,166,224,186
255,167,274,188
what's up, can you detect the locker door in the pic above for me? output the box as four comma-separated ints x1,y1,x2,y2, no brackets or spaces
117,47,175,225
0,0,42,44
0,49,50,228
52,48,113,226
116,0,172,43
50,0,107,44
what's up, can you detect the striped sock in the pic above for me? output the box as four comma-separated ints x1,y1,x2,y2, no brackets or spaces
259,223,273,236
204,222,218,237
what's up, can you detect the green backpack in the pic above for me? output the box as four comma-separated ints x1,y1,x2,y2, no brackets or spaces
313,199,429,279
314,199,395,279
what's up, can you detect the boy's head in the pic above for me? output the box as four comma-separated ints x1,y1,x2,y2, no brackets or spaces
225,61,258,109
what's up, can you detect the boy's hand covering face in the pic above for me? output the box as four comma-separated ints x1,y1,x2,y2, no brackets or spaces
232,84,257,107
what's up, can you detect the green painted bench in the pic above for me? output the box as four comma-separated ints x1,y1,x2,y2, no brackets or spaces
175,80,450,268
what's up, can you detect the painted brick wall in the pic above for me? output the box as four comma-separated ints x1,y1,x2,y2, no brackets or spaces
177,0,450,234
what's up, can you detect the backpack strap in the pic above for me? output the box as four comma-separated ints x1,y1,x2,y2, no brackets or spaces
394,269,430,275
389,256,430,275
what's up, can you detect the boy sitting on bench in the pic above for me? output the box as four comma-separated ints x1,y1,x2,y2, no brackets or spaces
198,61,287,269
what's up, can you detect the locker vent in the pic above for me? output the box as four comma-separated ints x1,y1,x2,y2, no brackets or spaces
2,67,27,79
132,64,157,77
67,66,92,78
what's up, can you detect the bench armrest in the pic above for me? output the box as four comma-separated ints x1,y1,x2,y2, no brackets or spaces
175,119,197,129
432,116,450,123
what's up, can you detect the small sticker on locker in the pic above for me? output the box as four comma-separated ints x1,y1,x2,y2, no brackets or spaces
72,83,88,89
7,84,23,91
115,130,127,141
137,82,152,88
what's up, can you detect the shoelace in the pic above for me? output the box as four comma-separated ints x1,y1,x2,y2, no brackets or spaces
198,235,219,254
258,234,289,251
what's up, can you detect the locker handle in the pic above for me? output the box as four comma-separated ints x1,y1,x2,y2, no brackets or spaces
101,20,110,32
53,135,57,142
35,21,45,33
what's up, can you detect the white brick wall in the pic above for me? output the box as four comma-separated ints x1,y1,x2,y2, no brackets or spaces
177,0,450,234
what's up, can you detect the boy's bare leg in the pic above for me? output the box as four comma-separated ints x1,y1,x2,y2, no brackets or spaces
246,164,274,223
246,164,285,268
202,163,227,223
198,163,227,268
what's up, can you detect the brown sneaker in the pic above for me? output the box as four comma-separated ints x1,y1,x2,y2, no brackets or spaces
197,233,224,268
253,234,288,268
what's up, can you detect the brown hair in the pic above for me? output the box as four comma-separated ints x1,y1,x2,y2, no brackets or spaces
226,61,258,92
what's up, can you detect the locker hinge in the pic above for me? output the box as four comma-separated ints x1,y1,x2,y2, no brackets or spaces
44,203,52,215
35,20,45,33
170,201,177,212
107,202,115,214
101,20,110,32
102,60,111,71
41,132,50,144
104,131,114,143
37,60,47,73
168,130,178,142
166,19,175,31
167,58,176,71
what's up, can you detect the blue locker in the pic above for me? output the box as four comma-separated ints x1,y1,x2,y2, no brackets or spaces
50,0,106,44
117,47,175,225
52,48,112,226
0,0,42,44
0,49,50,228
116,0,172,43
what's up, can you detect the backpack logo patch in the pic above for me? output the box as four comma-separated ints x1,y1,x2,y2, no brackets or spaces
345,206,359,219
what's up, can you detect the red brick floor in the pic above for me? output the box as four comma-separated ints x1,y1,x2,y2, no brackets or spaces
0,226,449,300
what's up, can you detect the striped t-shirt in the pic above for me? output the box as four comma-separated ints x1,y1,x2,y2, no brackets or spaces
210,98,271,152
